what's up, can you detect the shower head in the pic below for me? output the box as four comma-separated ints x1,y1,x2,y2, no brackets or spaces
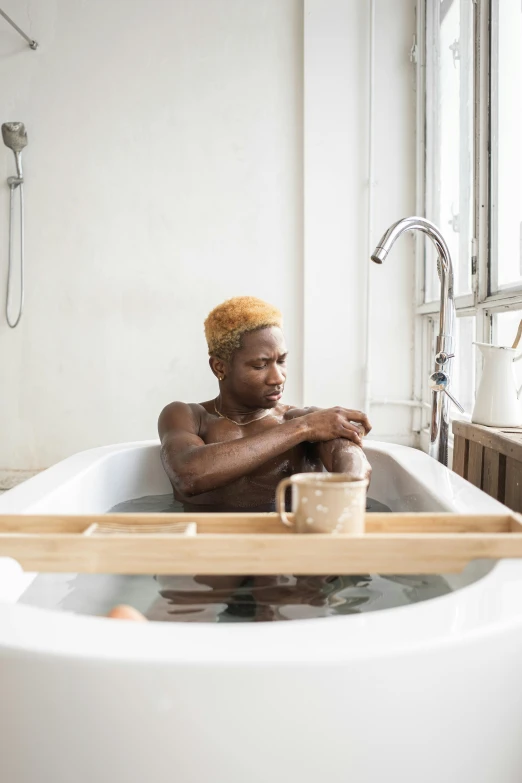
2,122,28,152
2,122,27,180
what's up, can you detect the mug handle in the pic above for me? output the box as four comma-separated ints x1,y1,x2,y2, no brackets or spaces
276,477,294,527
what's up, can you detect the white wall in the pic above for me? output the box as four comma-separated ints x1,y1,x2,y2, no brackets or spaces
304,0,416,441
0,0,304,473
0,0,416,477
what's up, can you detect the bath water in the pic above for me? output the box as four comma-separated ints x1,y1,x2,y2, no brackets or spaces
18,493,469,622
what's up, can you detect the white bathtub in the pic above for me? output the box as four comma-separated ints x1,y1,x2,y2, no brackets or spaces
0,440,521,783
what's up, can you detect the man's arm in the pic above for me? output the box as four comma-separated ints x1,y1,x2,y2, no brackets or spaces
159,402,370,497
316,438,372,481
285,406,372,481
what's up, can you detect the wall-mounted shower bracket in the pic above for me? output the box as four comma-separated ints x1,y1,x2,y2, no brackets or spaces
2,123,28,329
0,8,38,49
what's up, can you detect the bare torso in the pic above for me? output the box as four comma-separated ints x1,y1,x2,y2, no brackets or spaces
156,393,372,607
175,400,320,512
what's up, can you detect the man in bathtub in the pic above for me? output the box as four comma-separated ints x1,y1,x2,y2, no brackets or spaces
110,296,372,622
160,295,371,511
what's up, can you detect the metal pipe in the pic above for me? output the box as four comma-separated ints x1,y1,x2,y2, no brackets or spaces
6,181,24,328
0,7,38,49
370,399,424,408
363,0,376,416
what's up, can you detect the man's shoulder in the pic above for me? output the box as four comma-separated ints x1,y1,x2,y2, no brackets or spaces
158,401,209,436
160,400,209,417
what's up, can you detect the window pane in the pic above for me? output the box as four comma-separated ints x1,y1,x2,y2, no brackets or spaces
421,316,437,430
492,1,522,290
425,0,473,302
493,309,522,347
493,310,522,389
452,315,476,414
491,0,522,291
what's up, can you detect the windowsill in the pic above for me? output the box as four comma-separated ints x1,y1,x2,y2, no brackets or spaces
485,290,522,307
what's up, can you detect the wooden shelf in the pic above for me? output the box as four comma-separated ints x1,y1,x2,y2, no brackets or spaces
1,511,522,575
453,420,522,510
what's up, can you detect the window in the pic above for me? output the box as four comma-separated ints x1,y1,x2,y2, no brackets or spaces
490,1,522,292
424,0,474,303
493,309,522,347
417,0,522,450
493,308,522,389
420,316,437,432
452,314,476,414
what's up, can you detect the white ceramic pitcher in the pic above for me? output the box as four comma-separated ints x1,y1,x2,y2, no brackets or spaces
472,342,522,427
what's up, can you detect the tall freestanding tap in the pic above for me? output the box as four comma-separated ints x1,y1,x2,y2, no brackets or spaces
371,216,463,466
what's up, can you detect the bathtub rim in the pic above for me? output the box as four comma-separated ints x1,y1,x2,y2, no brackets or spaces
0,438,508,516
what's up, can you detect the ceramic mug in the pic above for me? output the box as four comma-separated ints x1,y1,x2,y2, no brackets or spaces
275,473,368,534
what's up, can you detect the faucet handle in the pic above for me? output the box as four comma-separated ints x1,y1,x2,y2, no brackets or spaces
429,371,465,413
444,388,465,413
435,351,455,366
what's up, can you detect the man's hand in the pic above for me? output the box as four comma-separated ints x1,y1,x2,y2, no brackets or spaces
301,407,371,447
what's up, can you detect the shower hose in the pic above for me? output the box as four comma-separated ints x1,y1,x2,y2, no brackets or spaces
6,179,24,328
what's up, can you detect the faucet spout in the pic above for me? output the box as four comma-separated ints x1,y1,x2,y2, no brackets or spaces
372,216,454,336
371,216,458,466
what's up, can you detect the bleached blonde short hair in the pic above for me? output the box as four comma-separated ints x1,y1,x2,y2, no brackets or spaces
204,296,283,360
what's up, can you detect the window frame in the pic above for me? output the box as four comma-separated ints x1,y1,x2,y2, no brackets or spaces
423,0,476,309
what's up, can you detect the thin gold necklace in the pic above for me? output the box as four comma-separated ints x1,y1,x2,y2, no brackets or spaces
214,398,271,426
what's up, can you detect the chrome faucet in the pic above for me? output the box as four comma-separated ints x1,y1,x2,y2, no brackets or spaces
371,216,463,466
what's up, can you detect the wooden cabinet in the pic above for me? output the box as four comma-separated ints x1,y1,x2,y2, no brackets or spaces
452,420,522,511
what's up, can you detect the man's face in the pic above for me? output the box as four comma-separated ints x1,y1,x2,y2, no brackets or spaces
226,327,287,408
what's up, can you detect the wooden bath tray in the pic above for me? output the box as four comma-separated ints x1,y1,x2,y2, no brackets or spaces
1,512,522,574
